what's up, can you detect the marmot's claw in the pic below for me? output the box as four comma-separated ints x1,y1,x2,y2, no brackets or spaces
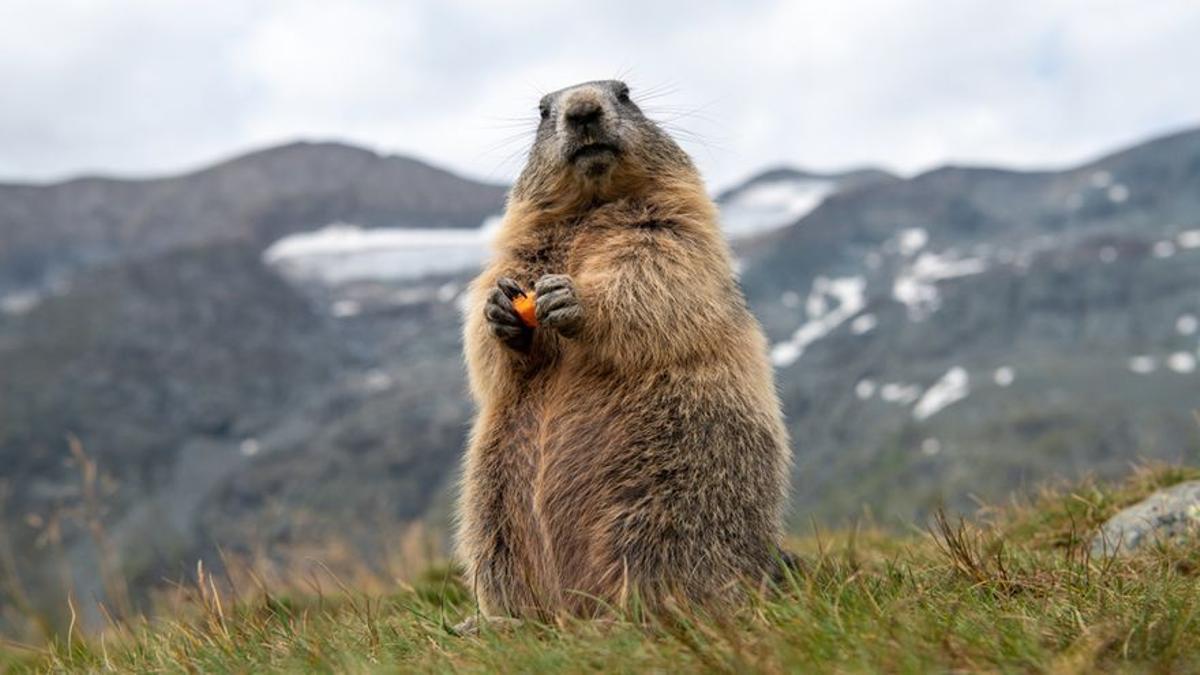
497,277,525,300
485,287,531,350
534,274,583,337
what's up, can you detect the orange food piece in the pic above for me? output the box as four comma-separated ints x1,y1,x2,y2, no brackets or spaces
512,292,538,327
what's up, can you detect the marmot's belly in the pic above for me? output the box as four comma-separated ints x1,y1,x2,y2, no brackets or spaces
527,368,783,593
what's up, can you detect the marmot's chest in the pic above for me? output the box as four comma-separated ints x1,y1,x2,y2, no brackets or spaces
505,227,587,286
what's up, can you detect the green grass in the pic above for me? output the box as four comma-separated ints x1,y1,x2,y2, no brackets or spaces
4,464,1200,673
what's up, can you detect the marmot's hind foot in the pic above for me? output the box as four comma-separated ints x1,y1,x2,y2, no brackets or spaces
452,615,524,638
770,548,808,587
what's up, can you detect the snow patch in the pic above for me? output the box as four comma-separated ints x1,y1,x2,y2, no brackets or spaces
805,287,829,319
1090,171,1113,188
1107,184,1129,203
456,289,473,315
1153,241,1177,259
0,290,42,315
719,178,835,238
898,228,929,256
1177,314,1199,336
892,251,987,321
436,282,460,303
1178,230,1200,249
850,313,877,335
912,367,970,421
388,287,439,306
331,300,361,318
855,379,877,400
263,220,499,284
1128,355,1157,374
1167,352,1197,374
360,369,394,393
770,275,866,367
240,439,261,457
993,366,1015,387
921,438,942,456
880,383,921,405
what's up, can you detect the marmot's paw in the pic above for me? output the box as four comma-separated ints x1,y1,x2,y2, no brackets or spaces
485,280,532,351
534,274,583,338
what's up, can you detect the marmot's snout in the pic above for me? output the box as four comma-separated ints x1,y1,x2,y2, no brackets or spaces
555,84,626,178
521,79,686,198
564,98,604,135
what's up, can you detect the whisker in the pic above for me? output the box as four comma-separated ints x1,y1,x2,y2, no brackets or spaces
474,129,535,165
519,75,548,101
480,120,540,132
479,130,536,156
483,144,531,181
662,126,714,148
660,122,732,157
647,110,720,127
635,80,679,98
633,85,681,105
483,114,540,124
642,99,720,123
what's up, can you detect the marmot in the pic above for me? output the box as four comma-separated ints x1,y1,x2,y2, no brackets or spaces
457,80,791,621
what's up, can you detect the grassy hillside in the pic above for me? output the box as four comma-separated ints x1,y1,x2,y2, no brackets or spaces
4,465,1200,673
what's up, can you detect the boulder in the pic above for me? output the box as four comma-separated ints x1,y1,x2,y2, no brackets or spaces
1091,481,1200,556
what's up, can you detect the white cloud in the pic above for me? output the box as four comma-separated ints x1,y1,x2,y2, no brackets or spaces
0,0,1198,191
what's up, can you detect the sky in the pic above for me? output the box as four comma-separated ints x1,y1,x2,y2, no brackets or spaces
1,0,1198,191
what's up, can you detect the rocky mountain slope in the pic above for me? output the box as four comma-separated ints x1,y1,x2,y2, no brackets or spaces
0,143,503,626
738,127,1200,521
715,166,897,238
1,129,1198,628
0,142,507,293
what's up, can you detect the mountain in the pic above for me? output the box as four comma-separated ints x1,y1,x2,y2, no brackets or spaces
0,141,507,293
0,141,502,628
2,130,1199,632
716,166,897,238
737,127,1200,521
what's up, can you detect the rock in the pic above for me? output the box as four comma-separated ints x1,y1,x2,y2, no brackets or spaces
1091,481,1200,556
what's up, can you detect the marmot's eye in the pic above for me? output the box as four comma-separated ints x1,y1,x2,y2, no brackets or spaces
617,87,631,104
539,105,550,121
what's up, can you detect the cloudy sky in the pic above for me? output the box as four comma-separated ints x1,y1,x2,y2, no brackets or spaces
2,0,1198,190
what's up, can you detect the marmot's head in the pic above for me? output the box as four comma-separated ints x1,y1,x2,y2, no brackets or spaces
512,80,697,207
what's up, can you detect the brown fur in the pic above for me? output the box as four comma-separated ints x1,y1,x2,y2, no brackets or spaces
456,81,790,620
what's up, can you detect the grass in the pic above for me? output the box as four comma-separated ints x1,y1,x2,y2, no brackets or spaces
3,464,1200,673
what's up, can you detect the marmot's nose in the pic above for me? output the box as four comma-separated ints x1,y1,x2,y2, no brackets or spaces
564,101,603,132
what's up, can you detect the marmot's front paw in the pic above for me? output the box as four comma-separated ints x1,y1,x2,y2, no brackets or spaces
485,279,532,351
534,274,583,338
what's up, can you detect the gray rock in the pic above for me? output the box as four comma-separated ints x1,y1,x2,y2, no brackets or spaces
1091,481,1200,556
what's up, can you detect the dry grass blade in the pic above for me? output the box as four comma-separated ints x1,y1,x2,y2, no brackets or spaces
929,508,1019,595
